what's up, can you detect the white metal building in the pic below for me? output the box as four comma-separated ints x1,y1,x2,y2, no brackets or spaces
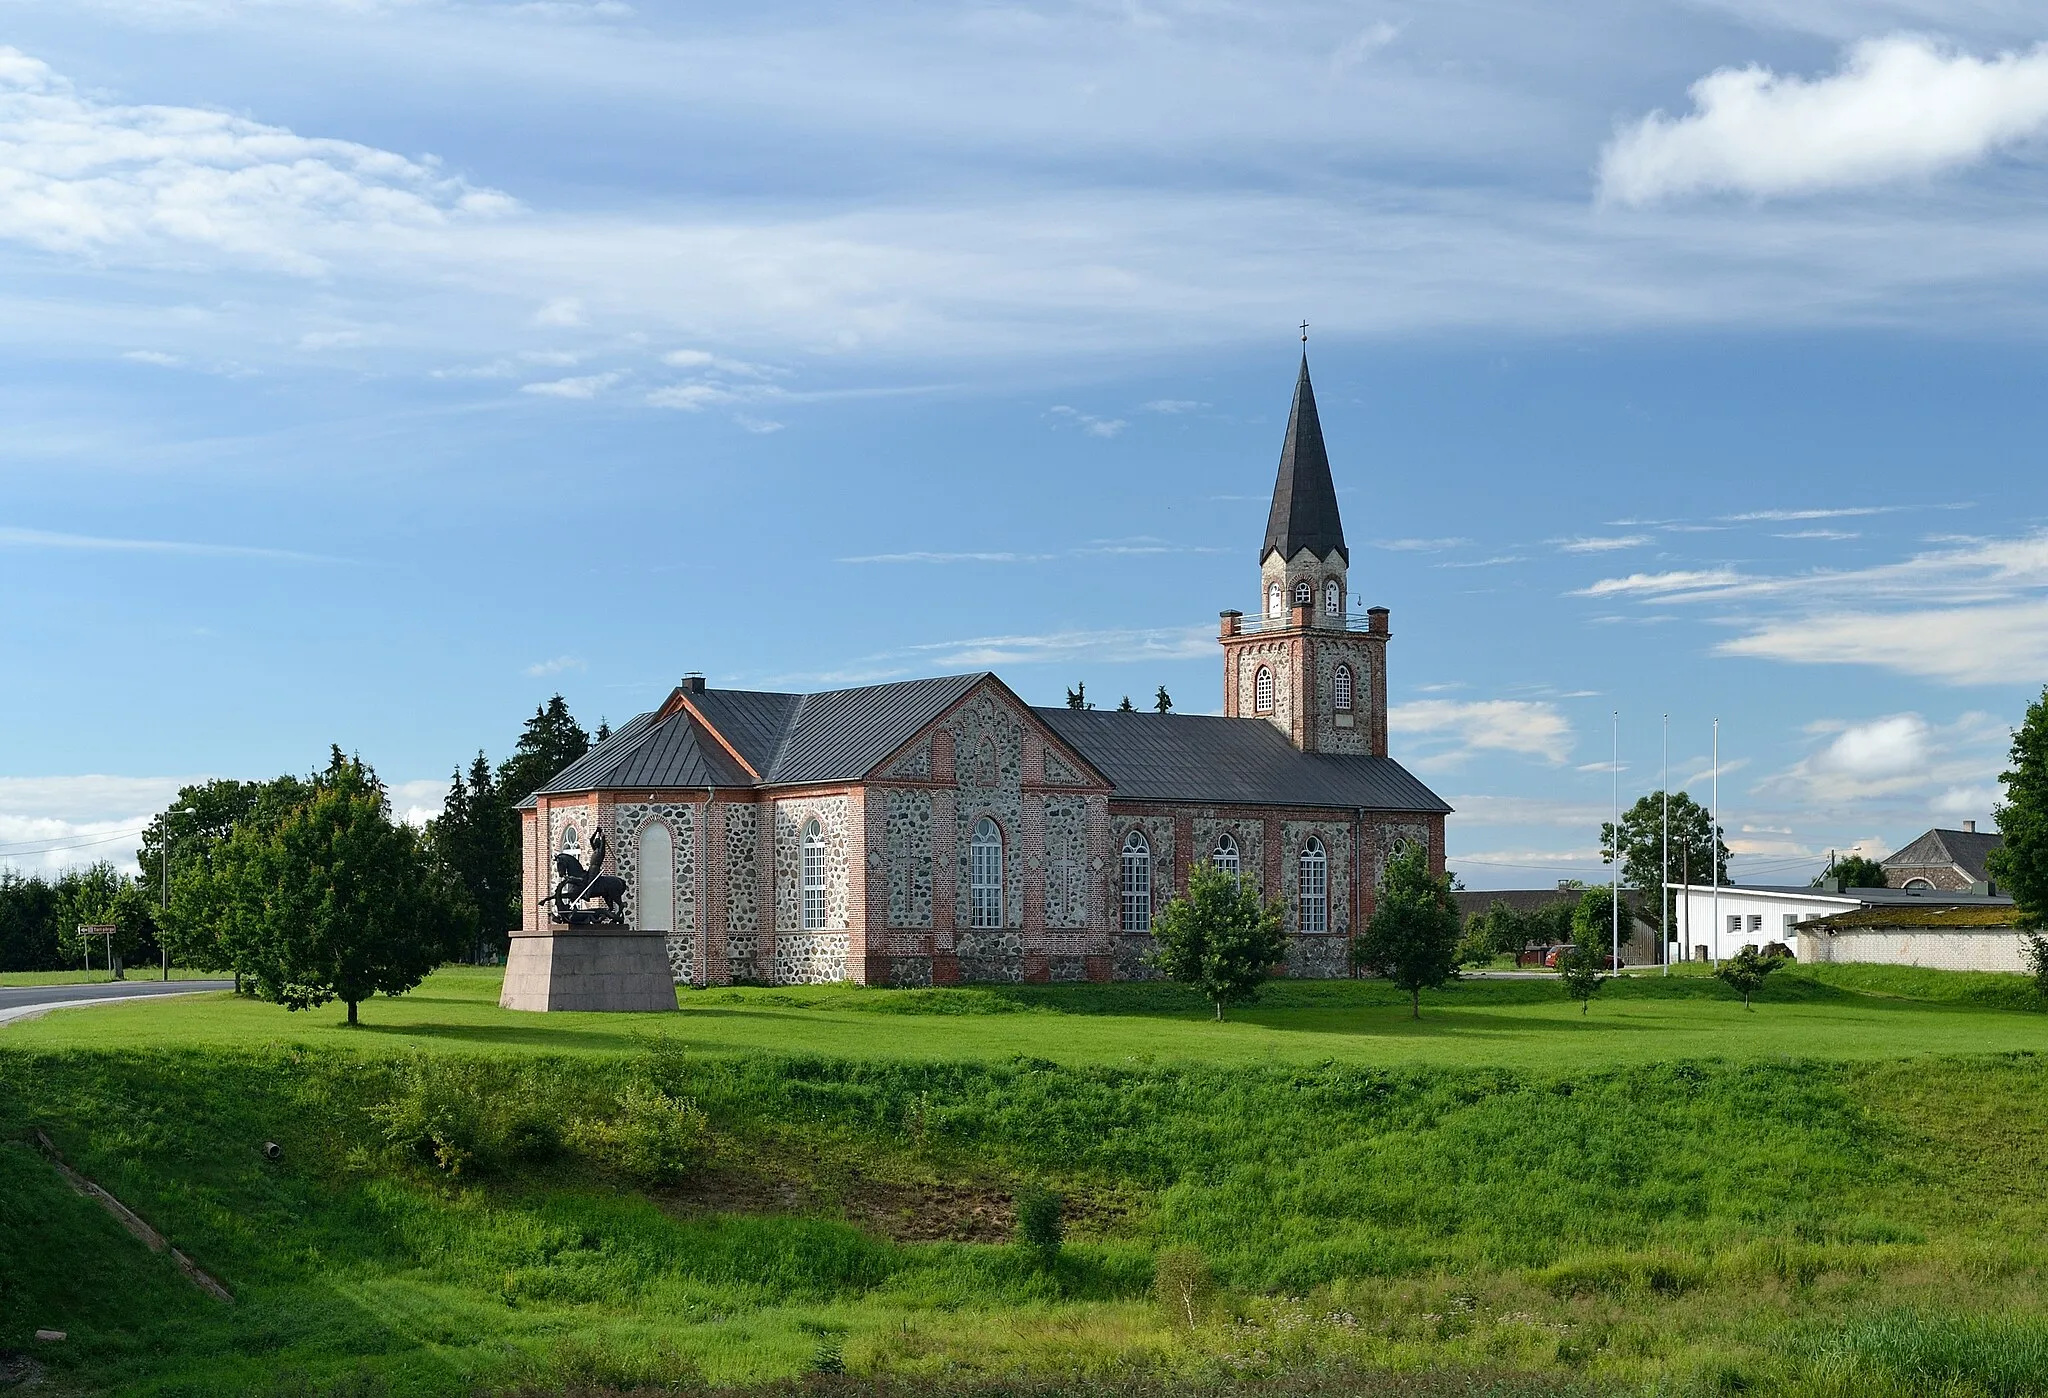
1663,883,2016,963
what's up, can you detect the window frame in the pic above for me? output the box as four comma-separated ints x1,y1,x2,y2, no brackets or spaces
1267,581,1283,616
800,818,828,930
1120,830,1152,932
1333,664,1353,712
1254,665,1274,714
1325,579,1340,616
1293,579,1313,607
1298,837,1328,933
970,817,1004,929
1212,832,1240,881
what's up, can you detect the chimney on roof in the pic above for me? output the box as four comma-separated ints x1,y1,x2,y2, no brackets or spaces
680,673,706,694
1963,819,1976,833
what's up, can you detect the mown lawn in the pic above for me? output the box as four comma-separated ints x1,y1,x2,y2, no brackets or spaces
4,967,2048,1397
7,963,2046,1069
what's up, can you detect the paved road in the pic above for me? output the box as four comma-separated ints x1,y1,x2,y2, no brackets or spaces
0,978,233,1026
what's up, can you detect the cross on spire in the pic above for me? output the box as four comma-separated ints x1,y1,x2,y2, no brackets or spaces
1300,320,1309,344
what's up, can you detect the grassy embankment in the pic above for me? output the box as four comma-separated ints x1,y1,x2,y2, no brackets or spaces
4,965,2048,1397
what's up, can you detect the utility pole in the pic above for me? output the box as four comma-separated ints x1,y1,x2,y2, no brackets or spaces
1611,711,1621,974
161,836,170,981
1711,718,1721,969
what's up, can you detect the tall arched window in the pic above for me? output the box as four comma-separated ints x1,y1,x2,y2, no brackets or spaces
1267,581,1283,617
559,825,581,856
801,819,827,929
1254,666,1274,714
1334,664,1353,712
637,821,673,931
1298,837,1328,933
1325,579,1341,616
1212,833,1240,881
1121,831,1152,932
1293,579,1312,607
970,818,1003,928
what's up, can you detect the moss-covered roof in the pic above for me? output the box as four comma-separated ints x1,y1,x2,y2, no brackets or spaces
1806,903,2021,930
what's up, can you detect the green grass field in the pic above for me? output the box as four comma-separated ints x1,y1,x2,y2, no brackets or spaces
5,965,2048,1397
0,967,216,987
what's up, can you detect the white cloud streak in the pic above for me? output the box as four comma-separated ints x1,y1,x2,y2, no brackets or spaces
0,525,337,562
1389,698,1574,766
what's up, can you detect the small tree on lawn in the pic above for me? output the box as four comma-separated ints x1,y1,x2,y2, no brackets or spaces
1715,944,1785,1010
2023,934,2048,1002
1354,844,1461,1019
213,756,463,1025
1149,862,1286,1021
1558,885,1613,1014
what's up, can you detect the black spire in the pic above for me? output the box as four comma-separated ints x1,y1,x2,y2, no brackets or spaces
1261,354,1348,564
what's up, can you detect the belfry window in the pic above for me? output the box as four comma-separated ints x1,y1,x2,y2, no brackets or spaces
1293,580,1312,607
1325,580,1341,616
1212,833,1240,881
970,818,1004,928
1254,666,1274,714
1298,837,1328,933
1121,831,1152,932
1267,582,1283,617
1334,664,1353,712
801,819,827,929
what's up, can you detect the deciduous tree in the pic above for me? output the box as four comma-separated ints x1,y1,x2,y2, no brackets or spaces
1355,844,1461,1018
1600,791,1729,929
1715,944,1785,1010
1814,854,1888,889
1990,686,2048,930
1149,862,1287,1020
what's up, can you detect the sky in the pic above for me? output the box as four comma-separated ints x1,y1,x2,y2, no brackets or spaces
1,0,2046,889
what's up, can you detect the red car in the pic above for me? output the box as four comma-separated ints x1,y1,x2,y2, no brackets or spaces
1540,944,1619,970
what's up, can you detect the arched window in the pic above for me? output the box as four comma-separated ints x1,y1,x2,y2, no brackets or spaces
1293,579,1312,607
1212,833,1240,881
1254,666,1274,714
1121,831,1152,932
637,822,673,931
1903,877,1934,892
559,825,581,856
1298,837,1328,933
1325,579,1341,616
971,817,1003,928
1267,581,1283,617
801,819,827,929
1334,664,1353,712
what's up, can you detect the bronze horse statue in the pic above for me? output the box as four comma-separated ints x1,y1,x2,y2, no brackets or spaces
548,828,628,926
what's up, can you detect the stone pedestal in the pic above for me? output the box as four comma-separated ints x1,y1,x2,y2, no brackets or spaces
500,927,679,1013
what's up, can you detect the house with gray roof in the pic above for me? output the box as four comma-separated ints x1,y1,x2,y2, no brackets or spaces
1882,822,2004,893
518,355,1451,988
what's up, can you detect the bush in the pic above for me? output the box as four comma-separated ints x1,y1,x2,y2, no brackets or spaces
366,1057,564,1176
2024,934,2048,1000
1015,1186,1064,1259
564,1083,708,1184
1154,1245,1215,1328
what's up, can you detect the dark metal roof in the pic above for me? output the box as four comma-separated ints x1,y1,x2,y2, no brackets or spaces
762,672,986,784
1263,355,1348,565
524,708,751,803
685,688,804,776
1034,708,1449,813
1883,827,2003,883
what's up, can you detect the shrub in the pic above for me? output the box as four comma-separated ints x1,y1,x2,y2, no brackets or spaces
564,1083,708,1184
366,1057,564,1176
1154,1245,1215,1328
1015,1186,1064,1259
2024,933,2048,1000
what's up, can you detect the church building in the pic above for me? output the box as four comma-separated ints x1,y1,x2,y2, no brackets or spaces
517,356,1451,987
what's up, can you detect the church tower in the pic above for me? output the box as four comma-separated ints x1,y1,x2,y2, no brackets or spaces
1218,353,1390,756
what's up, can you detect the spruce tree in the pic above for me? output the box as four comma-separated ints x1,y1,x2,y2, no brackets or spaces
1155,686,1173,714
496,695,590,804
426,754,520,957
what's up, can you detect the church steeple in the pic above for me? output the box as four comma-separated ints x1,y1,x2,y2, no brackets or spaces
1261,355,1348,565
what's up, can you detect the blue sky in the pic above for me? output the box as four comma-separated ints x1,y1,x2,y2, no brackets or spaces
2,0,2045,888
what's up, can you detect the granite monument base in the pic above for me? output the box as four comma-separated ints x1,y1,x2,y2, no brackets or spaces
500,926,678,1012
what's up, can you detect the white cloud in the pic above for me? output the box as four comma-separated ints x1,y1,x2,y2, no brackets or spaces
1774,529,1859,540
523,654,584,676
904,625,1214,668
1717,599,2048,684
1756,710,2008,809
1142,399,1205,414
838,551,1055,564
1555,534,1651,553
1048,405,1125,438
0,46,514,275
121,349,182,366
387,778,448,829
646,382,736,411
0,525,336,562
1720,505,1917,521
735,414,784,434
520,371,620,399
1389,698,1573,766
1374,537,1471,552
1575,569,1746,597
1602,35,2048,204
534,297,585,326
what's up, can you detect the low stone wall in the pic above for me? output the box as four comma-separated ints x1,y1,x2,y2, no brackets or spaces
1798,926,2028,974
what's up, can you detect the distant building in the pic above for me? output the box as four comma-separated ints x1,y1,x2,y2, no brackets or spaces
1451,885,1660,965
1881,822,2003,893
517,356,1450,988
1797,901,2030,974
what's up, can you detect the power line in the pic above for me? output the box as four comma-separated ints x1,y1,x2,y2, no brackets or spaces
0,826,149,857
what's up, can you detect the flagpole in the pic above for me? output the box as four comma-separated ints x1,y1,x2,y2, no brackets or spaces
1612,711,1621,974
1711,718,1721,969
1662,714,1669,977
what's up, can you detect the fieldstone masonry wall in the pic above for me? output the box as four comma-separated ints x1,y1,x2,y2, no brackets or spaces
610,801,699,935
773,796,853,932
883,788,935,927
